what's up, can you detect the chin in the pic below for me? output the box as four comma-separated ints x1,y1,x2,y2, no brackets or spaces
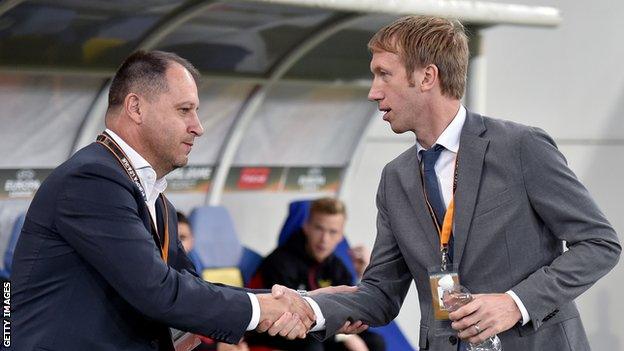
390,125,409,134
174,157,189,168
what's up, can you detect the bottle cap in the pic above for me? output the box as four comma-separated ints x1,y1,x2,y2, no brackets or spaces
439,274,455,290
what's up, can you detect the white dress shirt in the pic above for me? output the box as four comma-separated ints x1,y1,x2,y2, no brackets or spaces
105,129,261,330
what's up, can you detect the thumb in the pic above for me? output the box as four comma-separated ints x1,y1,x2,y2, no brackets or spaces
271,284,285,298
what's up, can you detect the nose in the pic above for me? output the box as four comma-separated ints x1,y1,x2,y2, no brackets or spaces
189,110,204,137
320,231,331,244
368,79,382,102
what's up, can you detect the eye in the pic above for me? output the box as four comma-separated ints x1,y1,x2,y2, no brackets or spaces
179,107,191,113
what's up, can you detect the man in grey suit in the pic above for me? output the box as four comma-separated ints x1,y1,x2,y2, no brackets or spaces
307,15,621,350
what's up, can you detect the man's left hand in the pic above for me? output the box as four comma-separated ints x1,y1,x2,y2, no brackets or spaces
448,293,521,344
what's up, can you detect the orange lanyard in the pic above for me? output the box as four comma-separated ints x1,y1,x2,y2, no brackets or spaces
420,152,459,268
97,132,169,263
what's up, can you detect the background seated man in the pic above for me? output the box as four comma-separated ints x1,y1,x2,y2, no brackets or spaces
248,197,385,351
177,211,204,273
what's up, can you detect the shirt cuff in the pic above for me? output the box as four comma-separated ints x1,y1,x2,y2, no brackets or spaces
246,292,260,331
506,290,530,326
304,297,326,331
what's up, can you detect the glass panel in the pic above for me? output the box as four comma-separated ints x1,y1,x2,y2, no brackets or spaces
0,73,103,167
0,0,184,69
187,80,256,165
156,1,333,75
234,83,375,167
286,15,398,81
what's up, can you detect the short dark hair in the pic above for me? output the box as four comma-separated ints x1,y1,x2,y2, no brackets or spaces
107,50,201,108
176,211,189,225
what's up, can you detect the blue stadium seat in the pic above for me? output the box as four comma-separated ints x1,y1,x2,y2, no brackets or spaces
239,246,263,286
278,199,416,351
188,206,243,268
188,205,262,286
0,213,25,280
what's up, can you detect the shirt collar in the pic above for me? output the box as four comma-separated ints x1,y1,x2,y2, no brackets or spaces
104,129,167,200
416,105,466,155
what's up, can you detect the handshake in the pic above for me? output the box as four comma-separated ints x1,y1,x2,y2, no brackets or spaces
255,284,367,339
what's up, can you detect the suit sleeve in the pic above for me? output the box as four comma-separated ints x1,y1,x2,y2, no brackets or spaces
54,163,252,343
172,235,201,278
311,167,413,339
512,127,621,330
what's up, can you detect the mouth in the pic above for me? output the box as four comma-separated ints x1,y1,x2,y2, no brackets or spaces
379,107,392,120
182,142,194,153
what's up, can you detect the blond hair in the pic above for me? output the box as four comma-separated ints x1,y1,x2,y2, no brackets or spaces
368,15,469,99
309,197,347,219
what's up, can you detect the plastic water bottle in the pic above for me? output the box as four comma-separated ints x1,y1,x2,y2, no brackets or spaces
439,275,502,351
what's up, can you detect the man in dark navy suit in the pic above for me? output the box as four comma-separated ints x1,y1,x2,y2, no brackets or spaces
10,51,315,351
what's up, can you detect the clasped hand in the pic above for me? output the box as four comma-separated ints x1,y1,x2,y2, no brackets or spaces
256,284,365,339
256,285,315,339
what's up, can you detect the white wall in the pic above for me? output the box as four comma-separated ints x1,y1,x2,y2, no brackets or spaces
343,0,624,348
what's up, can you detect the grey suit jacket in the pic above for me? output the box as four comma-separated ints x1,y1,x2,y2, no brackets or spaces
312,111,621,350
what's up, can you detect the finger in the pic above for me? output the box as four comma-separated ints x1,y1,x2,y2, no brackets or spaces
457,323,482,340
340,320,367,334
286,319,307,340
467,325,494,345
449,299,481,324
268,312,292,336
256,319,272,333
346,320,363,332
352,324,369,334
451,311,481,332
278,313,301,338
291,299,316,328
337,321,352,334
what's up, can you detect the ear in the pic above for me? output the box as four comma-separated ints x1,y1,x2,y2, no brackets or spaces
124,93,143,124
420,64,439,92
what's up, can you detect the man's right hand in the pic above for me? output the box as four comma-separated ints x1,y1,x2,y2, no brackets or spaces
255,285,316,339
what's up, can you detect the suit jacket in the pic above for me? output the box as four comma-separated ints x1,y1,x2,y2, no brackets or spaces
312,111,621,350
11,142,252,351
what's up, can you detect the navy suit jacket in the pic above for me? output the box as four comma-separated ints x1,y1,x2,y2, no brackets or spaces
11,142,252,351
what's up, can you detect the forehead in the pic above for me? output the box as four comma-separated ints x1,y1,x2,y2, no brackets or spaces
370,50,404,71
309,212,345,225
162,63,199,103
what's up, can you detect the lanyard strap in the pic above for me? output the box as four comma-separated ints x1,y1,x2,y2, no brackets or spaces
97,132,147,201
96,132,169,263
420,152,459,267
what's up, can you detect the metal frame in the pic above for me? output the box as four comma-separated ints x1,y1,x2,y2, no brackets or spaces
207,13,364,205
242,0,561,27
0,0,24,18
466,27,487,113
336,105,378,199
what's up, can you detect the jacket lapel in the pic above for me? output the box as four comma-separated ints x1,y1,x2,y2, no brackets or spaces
396,145,441,262
155,198,166,249
453,112,488,266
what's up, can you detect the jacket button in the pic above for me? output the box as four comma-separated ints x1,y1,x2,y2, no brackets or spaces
449,335,458,345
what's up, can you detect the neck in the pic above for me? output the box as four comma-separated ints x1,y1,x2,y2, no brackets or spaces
107,125,168,178
414,100,461,149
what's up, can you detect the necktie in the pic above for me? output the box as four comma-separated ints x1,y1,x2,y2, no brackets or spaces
420,144,454,262
420,144,446,223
